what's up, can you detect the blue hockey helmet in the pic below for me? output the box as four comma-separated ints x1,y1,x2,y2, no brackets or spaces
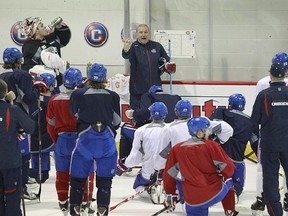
149,102,168,120
63,67,83,89
272,52,288,69
175,100,192,118
187,116,211,137
39,73,56,87
149,85,163,93
3,48,23,64
87,63,107,82
228,93,246,111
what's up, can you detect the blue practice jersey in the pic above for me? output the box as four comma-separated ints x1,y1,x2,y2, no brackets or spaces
70,87,121,136
210,108,259,161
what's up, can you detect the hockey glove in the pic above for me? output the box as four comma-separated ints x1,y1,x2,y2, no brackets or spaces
33,79,47,94
150,169,163,185
116,158,129,176
125,109,134,119
164,194,178,212
165,62,176,74
18,129,27,141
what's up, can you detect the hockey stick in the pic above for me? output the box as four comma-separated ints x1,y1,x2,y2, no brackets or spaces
36,96,42,201
21,193,26,216
151,198,182,216
109,182,156,212
168,39,173,94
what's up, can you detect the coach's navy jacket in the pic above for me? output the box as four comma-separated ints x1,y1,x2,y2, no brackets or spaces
122,40,169,95
251,81,288,152
0,100,35,169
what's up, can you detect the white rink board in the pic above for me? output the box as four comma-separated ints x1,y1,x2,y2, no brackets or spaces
162,82,256,116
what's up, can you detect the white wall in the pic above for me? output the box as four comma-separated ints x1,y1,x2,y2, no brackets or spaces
1,0,288,82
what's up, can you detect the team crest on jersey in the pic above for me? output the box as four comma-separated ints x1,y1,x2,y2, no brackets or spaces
84,22,109,47
151,49,156,53
10,21,27,46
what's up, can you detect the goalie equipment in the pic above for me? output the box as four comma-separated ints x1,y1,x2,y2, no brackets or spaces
187,116,211,137
87,63,107,82
41,49,67,74
63,67,83,89
20,17,42,38
3,47,23,64
29,65,56,78
228,93,246,111
149,102,168,120
174,100,192,118
149,183,166,204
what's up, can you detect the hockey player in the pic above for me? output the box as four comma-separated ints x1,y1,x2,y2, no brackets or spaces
210,93,259,202
69,63,121,216
20,17,71,72
0,79,35,216
122,23,176,109
46,67,95,216
125,85,181,124
251,52,288,215
163,116,235,216
251,62,288,216
28,73,56,185
120,85,181,160
117,102,168,200
0,47,40,200
152,100,236,214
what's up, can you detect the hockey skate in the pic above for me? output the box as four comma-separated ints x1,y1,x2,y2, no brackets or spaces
23,185,38,201
59,200,69,216
71,205,81,216
251,195,265,216
96,206,108,216
81,202,95,216
225,210,239,216
283,193,288,213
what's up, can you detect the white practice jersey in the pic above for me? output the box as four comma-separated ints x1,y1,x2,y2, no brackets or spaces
210,120,234,144
124,121,166,180
256,75,288,95
154,119,191,171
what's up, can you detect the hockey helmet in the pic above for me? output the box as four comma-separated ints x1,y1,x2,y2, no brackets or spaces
228,93,246,111
272,52,288,69
63,67,83,89
187,116,211,137
269,62,287,78
149,102,168,120
175,100,192,118
149,183,166,204
3,48,23,64
149,85,163,93
20,17,42,38
39,73,56,88
87,63,107,82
